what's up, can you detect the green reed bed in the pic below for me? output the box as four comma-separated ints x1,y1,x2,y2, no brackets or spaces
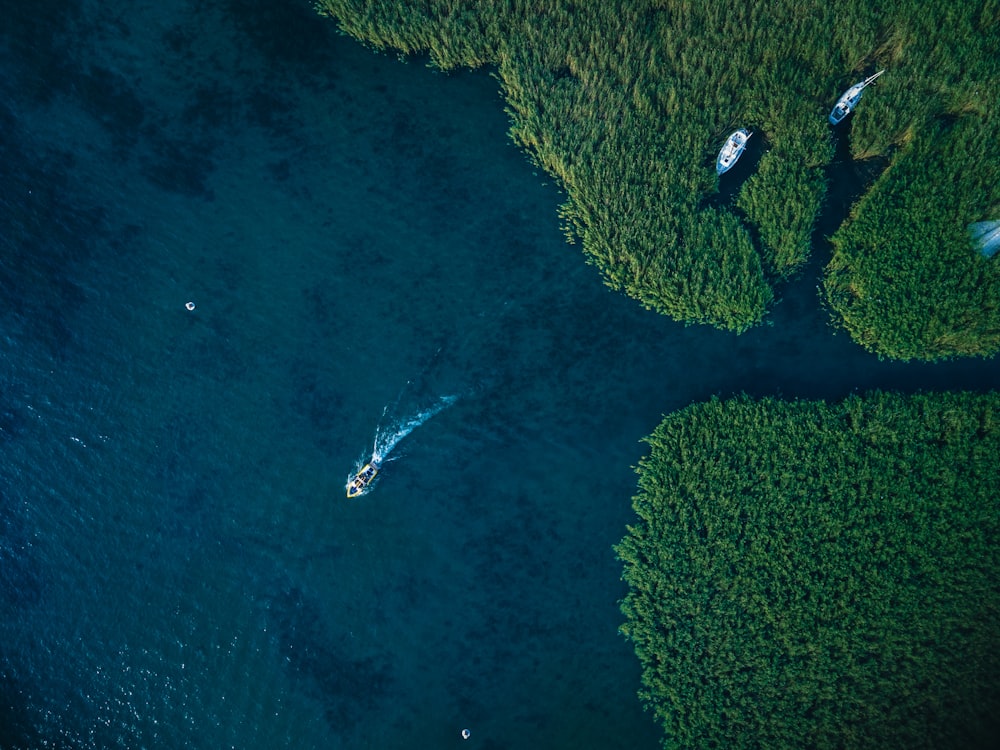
619,392,1000,749
314,0,999,346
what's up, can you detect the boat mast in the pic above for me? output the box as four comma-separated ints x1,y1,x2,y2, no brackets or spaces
861,70,885,89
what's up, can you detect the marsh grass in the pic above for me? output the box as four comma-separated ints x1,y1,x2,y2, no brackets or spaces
315,0,1000,351
619,392,1000,748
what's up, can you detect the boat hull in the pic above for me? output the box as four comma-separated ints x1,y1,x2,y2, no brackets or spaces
829,71,884,125
347,461,380,498
716,129,751,175
829,85,863,124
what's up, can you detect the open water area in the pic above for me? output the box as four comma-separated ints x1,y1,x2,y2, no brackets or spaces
1,1,997,748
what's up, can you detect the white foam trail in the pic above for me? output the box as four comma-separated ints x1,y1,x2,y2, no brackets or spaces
373,395,457,462
346,394,458,496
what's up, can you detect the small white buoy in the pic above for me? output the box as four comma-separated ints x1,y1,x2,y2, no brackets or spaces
185,301,196,311
461,728,471,740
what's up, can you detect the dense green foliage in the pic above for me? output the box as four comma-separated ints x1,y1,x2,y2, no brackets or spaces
618,393,1000,749
821,3,1000,360
825,112,1000,360
317,0,999,349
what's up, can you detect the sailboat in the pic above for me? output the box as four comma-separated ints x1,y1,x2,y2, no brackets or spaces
716,129,752,175
829,70,885,125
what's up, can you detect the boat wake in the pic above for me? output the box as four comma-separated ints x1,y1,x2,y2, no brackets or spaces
346,394,457,497
373,395,457,462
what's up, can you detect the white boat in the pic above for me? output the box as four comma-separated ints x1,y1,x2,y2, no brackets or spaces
716,129,751,175
829,70,885,125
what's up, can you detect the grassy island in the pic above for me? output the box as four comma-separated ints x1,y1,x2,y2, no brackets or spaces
618,392,1000,749
317,0,1000,353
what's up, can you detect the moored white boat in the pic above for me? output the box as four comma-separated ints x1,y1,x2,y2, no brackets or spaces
829,70,885,125
716,128,751,175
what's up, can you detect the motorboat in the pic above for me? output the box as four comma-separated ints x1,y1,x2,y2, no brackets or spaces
347,459,380,498
716,129,752,175
829,70,885,125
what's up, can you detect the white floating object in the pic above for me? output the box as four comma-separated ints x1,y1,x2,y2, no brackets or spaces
185,301,196,311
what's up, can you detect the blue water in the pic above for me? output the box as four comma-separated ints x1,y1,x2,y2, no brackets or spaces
1,1,996,748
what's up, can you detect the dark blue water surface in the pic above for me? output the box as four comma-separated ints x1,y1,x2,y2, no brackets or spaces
1,1,996,748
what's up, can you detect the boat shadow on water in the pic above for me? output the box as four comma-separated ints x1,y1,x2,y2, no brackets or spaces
821,123,891,237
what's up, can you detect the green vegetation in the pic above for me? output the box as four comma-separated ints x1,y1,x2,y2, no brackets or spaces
821,3,1000,360
317,0,1000,352
618,392,1000,749
825,113,1000,360
313,6,1000,744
